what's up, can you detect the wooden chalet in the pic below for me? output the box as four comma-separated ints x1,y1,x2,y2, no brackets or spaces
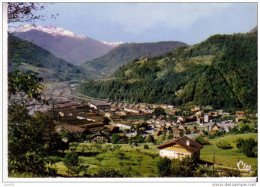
157,136,203,160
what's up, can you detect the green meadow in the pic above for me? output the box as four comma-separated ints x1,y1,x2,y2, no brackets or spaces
47,133,257,177
200,133,257,170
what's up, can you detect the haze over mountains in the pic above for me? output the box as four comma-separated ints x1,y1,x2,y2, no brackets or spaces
10,25,117,65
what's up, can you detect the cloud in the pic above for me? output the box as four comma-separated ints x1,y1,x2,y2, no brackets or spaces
104,3,232,34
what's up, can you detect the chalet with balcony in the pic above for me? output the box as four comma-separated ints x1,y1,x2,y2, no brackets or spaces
157,136,203,160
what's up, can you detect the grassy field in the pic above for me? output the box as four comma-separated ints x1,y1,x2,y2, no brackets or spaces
49,133,257,177
200,133,257,170
50,143,159,177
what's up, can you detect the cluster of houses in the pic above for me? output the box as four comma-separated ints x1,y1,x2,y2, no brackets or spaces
110,102,178,114
53,100,247,139
47,99,252,161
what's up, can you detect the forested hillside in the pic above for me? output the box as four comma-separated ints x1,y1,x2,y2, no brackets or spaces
81,41,187,78
8,34,86,82
78,31,257,111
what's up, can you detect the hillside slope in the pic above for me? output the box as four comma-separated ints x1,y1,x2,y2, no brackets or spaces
78,32,257,111
11,25,114,65
8,34,86,82
81,41,187,78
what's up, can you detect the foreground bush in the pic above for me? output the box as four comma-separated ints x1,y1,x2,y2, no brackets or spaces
236,138,257,157
195,135,210,145
216,140,233,149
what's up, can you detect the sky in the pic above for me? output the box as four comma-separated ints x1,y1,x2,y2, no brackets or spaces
12,2,258,45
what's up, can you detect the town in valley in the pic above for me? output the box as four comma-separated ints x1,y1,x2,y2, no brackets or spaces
6,2,258,179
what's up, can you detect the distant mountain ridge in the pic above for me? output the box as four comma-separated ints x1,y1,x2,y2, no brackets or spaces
10,24,87,39
11,25,115,65
81,41,188,78
249,26,257,33
78,31,257,111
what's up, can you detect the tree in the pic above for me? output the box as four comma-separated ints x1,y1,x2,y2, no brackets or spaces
156,134,166,144
103,117,110,125
145,134,154,143
63,152,80,176
156,157,172,177
7,2,58,177
8,106,56,176
236,138,257,157
195,135,210,145
94,167,123,178
8,3,56,25
154,107,166,117
112,133,121,144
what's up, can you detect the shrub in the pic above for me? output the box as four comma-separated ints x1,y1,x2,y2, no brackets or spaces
145,135,154,143
63,152,80,176
94,167,123,177
117,152,126,159
195,135,210,145
156,157,172,177
240,124,250,133
236,138,257,157
216,140,232,149
156,134,166,144
111,134,121,144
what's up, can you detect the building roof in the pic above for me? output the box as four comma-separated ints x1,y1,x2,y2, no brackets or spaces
236,111,245,115
90,100,111,106
210,123,219,130
59,125,87,133
157,136,203,154
154,131,162,136
124,107,139,112
55,101,82,109
108,125,119,131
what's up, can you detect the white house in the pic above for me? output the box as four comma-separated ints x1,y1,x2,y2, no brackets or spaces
157,136,203,160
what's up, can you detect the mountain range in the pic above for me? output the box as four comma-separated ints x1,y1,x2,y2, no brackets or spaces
9,24,257,110
10,25,117,65
81,41,188,78
78,29,257,111
8,34,86,82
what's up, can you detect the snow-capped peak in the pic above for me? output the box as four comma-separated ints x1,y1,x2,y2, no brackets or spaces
10,24,87,39
102,41,123,47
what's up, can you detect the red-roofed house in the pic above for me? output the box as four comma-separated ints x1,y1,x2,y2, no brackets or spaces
157,136,203,160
